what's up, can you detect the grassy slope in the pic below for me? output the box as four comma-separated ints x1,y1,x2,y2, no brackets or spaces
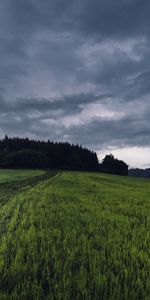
0,169,45,184
0,171,150,299
0,169,50,208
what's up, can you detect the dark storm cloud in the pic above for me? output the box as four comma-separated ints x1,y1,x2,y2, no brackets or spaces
125,70,150,99
1,0,150,159
76,0,150,39
1,93,150,152
0,93,111,114
5,0,150,39
0,92,114,140
63,114,150,150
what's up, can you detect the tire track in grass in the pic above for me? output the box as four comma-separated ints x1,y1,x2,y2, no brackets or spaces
0,172,62,297
0,171,58,242
0,172,60,270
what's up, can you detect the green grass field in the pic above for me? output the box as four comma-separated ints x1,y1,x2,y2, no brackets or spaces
0,170,150,299
0,169,45,184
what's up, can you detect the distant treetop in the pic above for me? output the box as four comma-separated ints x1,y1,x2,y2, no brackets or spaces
100,154,128,176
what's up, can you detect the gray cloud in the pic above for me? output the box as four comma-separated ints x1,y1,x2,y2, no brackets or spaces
0,0,150,165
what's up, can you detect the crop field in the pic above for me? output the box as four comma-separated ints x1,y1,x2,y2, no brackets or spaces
0,169,45,184
0,171,150,299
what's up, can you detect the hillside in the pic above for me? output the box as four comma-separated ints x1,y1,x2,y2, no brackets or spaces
129,168,150,178
0,170,150,299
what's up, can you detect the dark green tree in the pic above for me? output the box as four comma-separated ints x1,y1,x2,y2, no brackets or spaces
101,154,128,175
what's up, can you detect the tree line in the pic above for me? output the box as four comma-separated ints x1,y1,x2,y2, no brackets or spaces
129,168,150,178
0,135,98,171
0,136,128,175
99,154,128,176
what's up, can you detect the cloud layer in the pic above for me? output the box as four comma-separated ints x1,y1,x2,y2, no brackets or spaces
0,0,150,166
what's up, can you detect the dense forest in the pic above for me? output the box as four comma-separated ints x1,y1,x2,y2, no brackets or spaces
0,136,98,171
0,136,128,175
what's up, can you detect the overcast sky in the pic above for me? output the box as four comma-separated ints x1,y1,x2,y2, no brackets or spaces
1,0,150,167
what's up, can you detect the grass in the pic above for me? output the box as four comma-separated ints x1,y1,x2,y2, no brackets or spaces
0,169,45,184
0,171,150,299
0,169,50,208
